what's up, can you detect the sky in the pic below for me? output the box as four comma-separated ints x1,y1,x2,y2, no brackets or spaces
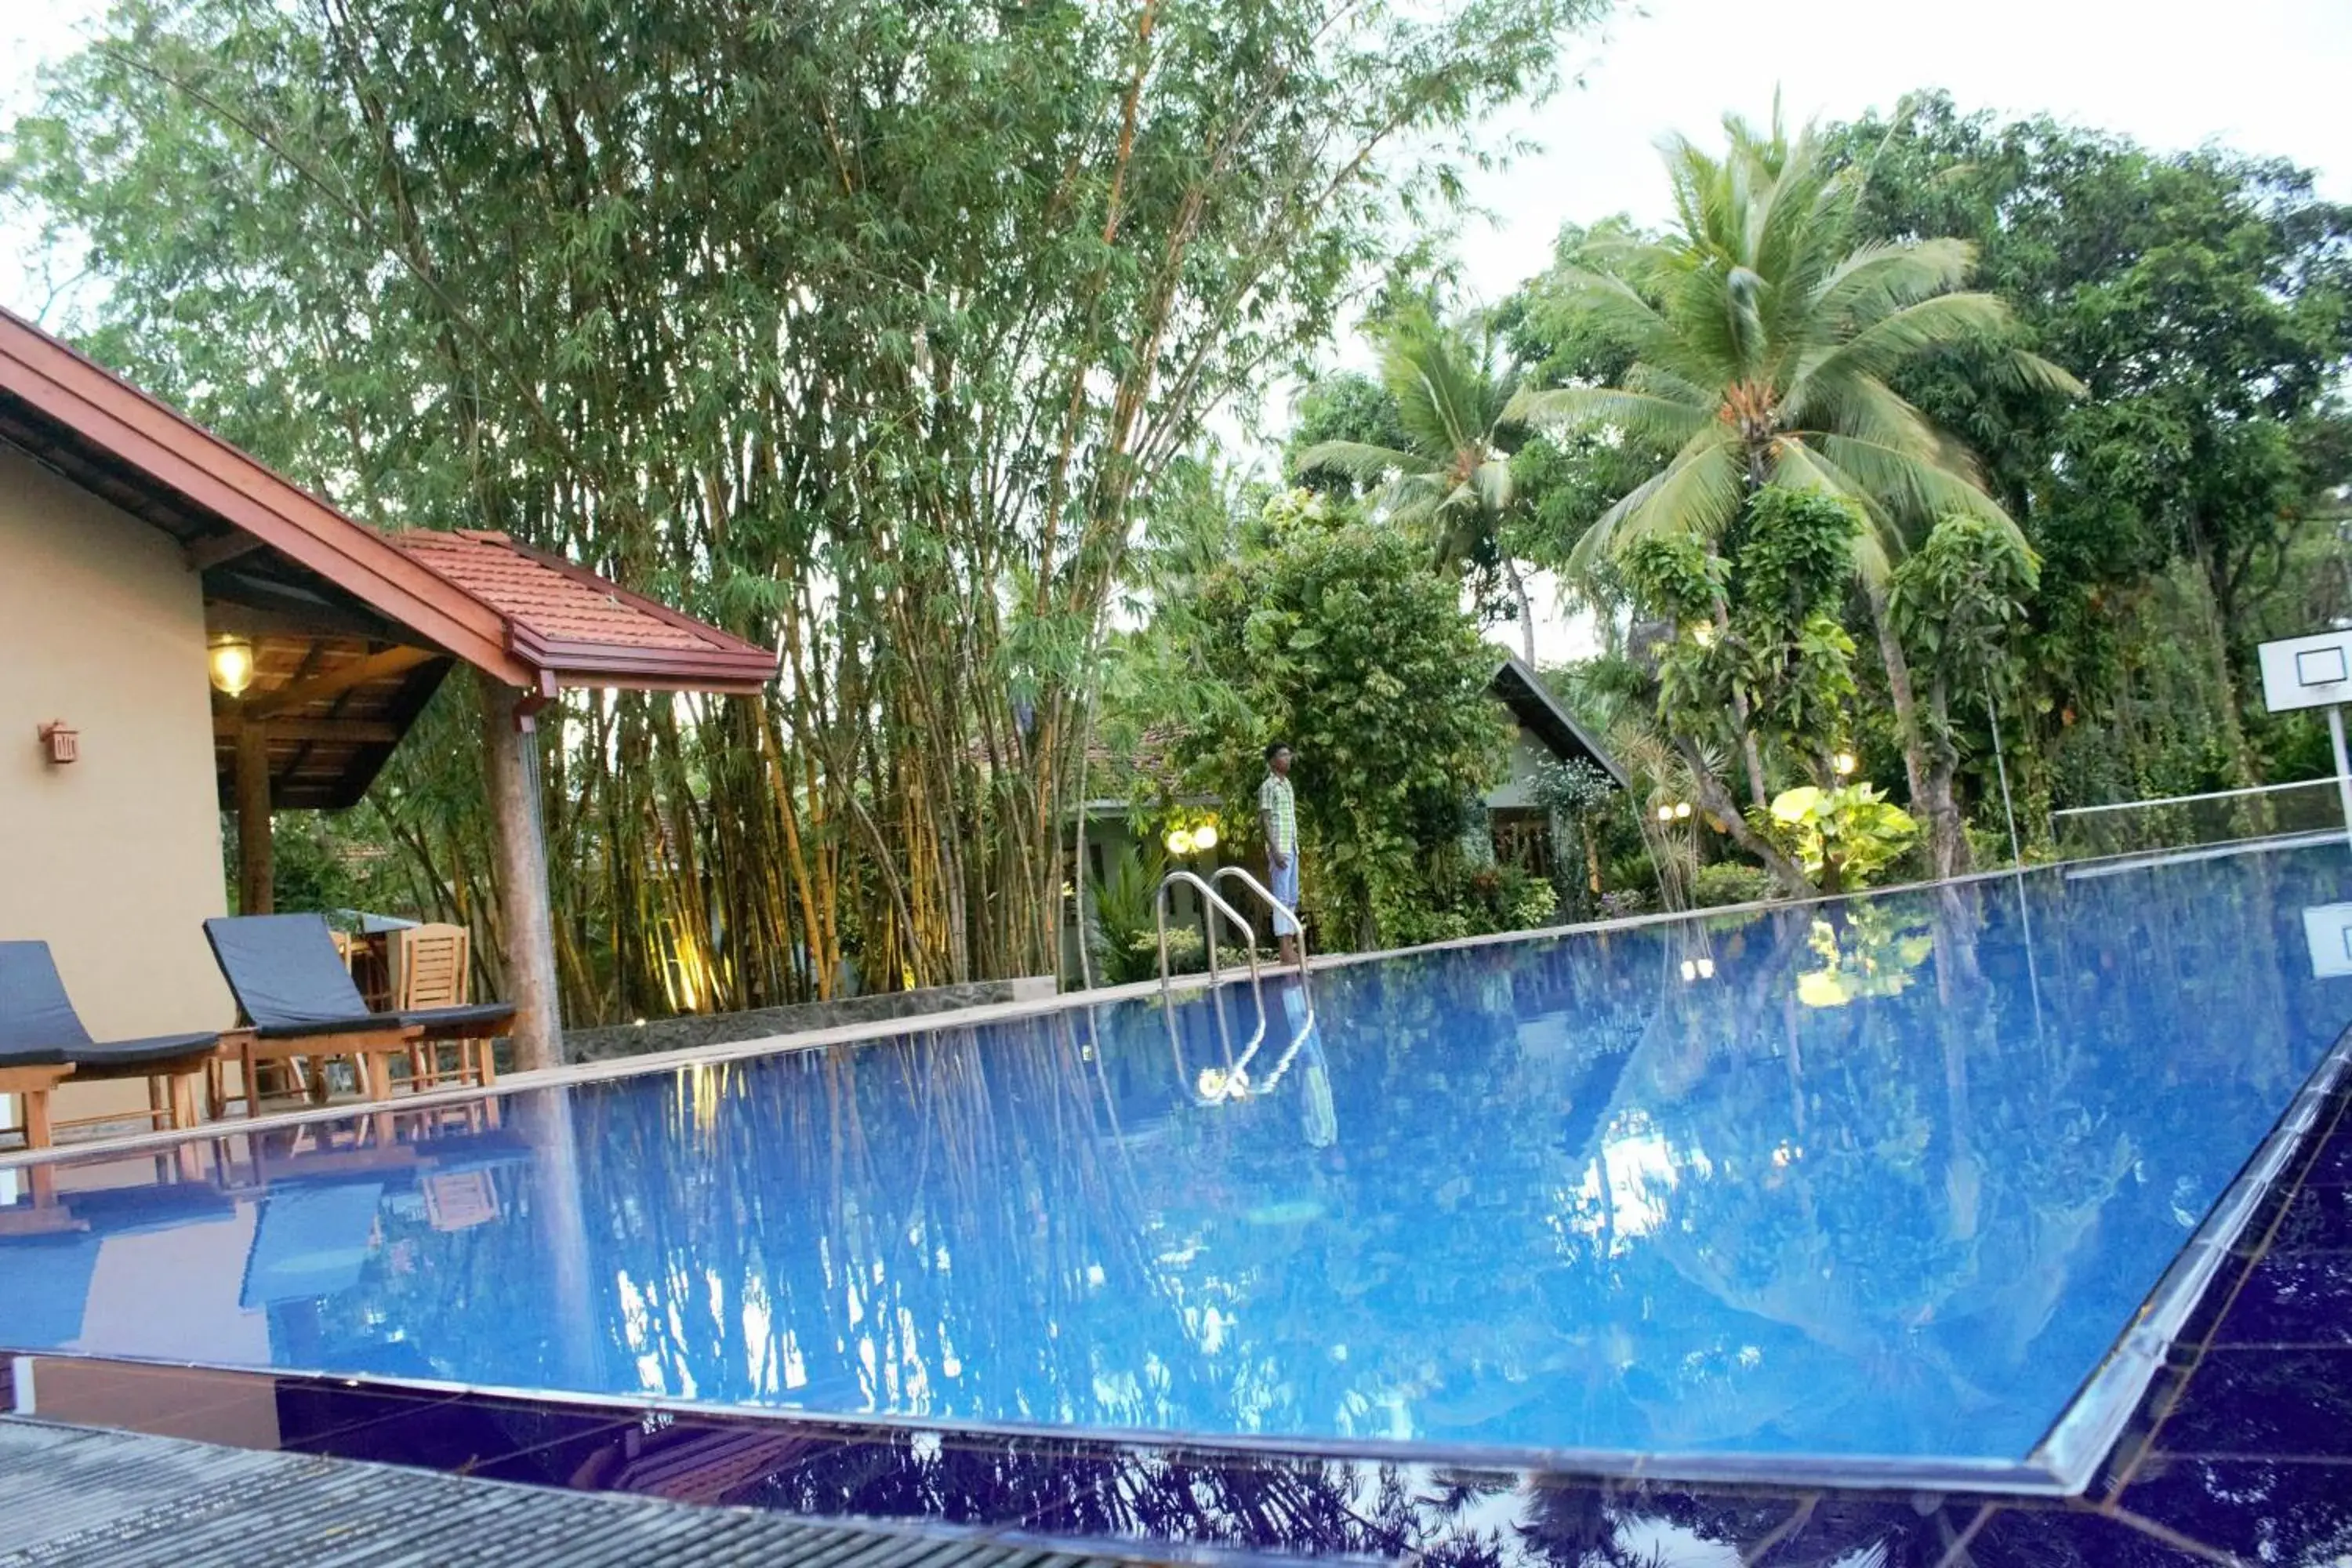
5,0,2348,657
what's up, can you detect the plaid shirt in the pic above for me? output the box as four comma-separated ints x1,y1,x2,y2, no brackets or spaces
1258,771,1297,855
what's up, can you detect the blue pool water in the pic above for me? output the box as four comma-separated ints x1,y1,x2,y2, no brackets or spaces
5,841,2351,1467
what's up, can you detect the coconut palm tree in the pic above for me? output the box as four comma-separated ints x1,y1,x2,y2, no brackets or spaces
1507,111,2079,870
1292,314,1541,662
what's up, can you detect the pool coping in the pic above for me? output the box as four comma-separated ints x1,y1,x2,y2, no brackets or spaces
10,829,2339,1175
2027,1014,2352,1489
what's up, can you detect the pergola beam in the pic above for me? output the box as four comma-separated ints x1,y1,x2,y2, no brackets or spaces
246,644,437,718
214,716,405,745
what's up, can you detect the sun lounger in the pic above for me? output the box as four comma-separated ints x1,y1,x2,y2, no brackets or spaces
0,942,219,1150
201,914,512,1115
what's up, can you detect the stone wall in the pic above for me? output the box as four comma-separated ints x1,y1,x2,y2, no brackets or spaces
561,975,1061,1063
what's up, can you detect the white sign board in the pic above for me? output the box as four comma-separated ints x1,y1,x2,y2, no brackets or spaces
2304,903,2352,978
2259,630,2352,713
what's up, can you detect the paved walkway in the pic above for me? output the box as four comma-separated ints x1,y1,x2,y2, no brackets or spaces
0,1418,1158,1568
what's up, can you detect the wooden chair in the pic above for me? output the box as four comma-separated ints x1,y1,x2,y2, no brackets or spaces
391,924,495,1091
202,914,510,1118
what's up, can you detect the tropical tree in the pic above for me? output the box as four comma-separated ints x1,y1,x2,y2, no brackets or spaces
1291,312,1541,662
1507,109,2080,866
2,0,1600,1014
1818,94,2352,809
1889,514,2040,875
1169,497,1512,948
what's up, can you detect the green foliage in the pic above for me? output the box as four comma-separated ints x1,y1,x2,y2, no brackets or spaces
1630,488,1863,767
1287,373,1410,499
1086,843,1168,986
1892,514,2041,706
1755,784,1921,893
1690,862,1773,908
1821,93,2352,809
1794,907,1936,1008
1172,522,1512,949
1508,109,2074,575
2,0,1599,1011
1528,757,1616,817
1377,862,1558,947
1290,310,1540,654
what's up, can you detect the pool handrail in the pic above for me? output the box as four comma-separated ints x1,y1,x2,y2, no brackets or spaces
1152,871,1263,998
1208,866,1309,975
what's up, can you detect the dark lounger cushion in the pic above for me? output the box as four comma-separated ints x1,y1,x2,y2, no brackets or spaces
0,940,94,1063
67,1032,224,1071
392,1003,514,1036
204,913,372,1030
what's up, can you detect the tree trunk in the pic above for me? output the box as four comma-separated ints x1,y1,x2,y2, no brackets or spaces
1865,578,1930,810
1680,740,1810,893
1924,677,1971,879
1503,554,1538,666
1712,597,1769,808
1869,577,1967,876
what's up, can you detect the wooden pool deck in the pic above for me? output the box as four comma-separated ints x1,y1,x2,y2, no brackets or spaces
0,1417,1164,1568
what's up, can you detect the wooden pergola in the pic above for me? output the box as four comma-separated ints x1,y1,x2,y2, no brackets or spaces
0,310,779,1069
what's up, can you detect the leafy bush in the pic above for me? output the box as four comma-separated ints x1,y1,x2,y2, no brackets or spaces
1691,862,1773,908
1597,889,1649,920
1088,843,1167,984
1752,784,1921,893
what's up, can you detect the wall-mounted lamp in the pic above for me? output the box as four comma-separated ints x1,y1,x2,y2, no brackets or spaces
208,633,257,697
36,721,78,765
1831,750,1858,778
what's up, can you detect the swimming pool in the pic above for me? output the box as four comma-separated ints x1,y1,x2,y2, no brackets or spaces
5,840,2350,1489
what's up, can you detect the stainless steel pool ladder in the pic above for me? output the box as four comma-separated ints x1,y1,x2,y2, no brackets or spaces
1154,868,1317,1103
1155,871,1268,1102
1209,866,1310,973
1153,870,1264,997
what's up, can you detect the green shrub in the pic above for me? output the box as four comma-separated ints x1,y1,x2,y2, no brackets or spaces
1691,862,1773,908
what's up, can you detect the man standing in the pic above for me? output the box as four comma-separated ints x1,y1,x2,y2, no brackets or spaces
1258,742,1302,966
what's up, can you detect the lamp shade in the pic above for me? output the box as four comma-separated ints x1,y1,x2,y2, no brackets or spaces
208,633,256,697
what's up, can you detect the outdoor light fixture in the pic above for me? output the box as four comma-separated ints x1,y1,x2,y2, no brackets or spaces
1679,956,1718,983
1191,822,1219,851
207,633,257,697
1832,750,1858,778
1690,622,1716,647
1655,804,1675,822
1166,827,1196,856
1673,802,1693,820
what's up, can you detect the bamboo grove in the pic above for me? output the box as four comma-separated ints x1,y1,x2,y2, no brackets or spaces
5,0,1602,1020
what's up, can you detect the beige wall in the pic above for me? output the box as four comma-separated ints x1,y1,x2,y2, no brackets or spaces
0,448,234,1107
1482,721,1557,811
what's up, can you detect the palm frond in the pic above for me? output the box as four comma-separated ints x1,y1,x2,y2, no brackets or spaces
1290,439,1438,486
1987,347,2086,398
1766,439,1902,585
1792,292,2017,394
1543,267,1704,379
1813,432,2026,546
1469,456,1515,517
1569,430,1743,573
1506,384,1711,448
1806,238,1976,327
1789,373,1975,483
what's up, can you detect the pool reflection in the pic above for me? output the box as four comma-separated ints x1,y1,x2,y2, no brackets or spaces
4,840,2348,1464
